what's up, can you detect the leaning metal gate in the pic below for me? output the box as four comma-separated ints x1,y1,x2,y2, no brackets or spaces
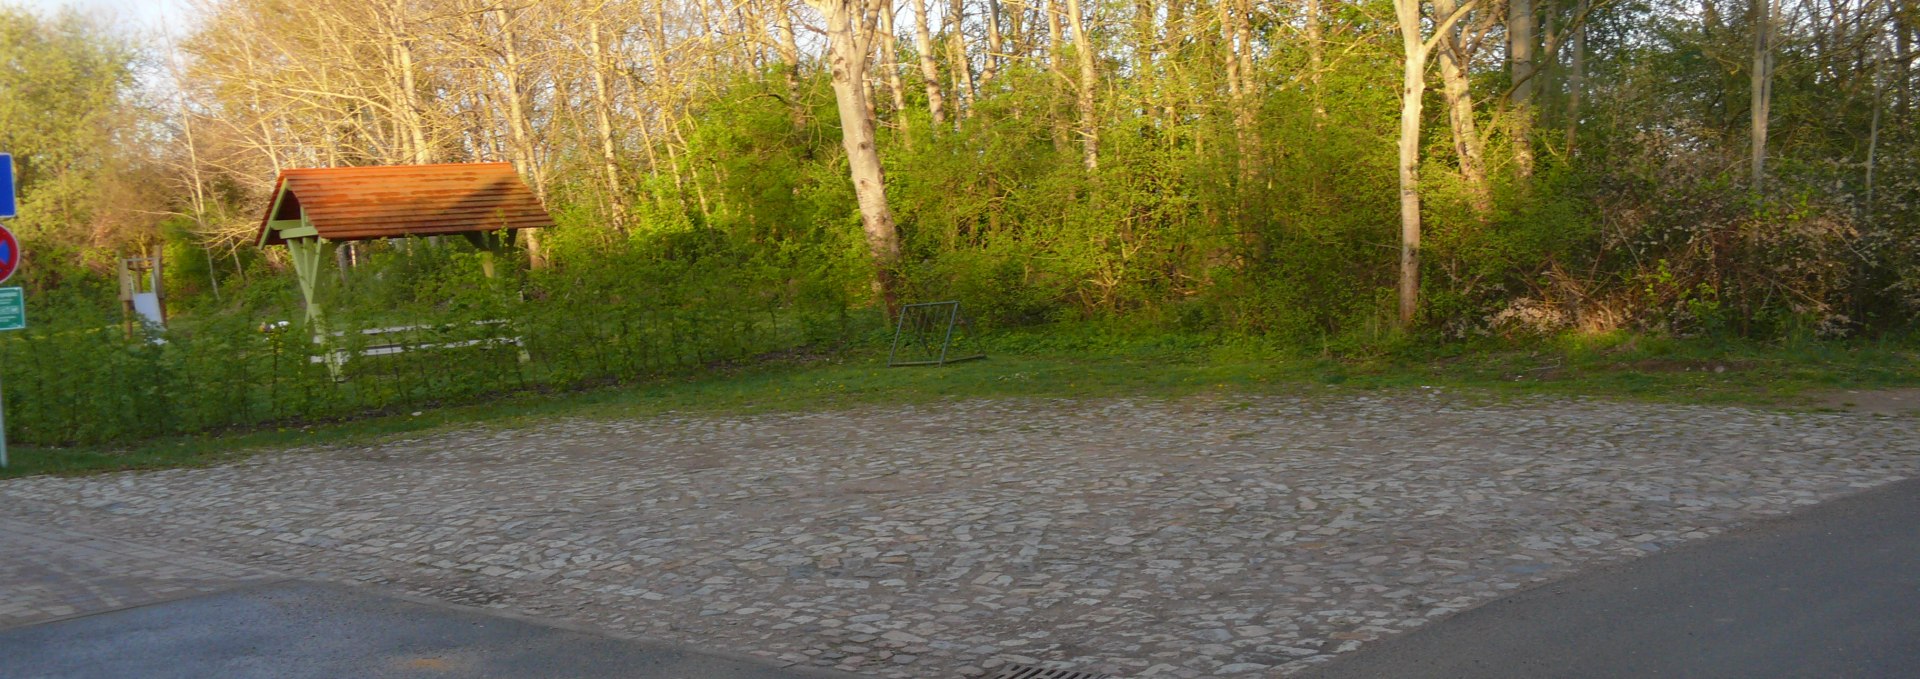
887,301,986,367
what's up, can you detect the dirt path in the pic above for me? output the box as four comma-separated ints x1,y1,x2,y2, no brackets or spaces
1808,387,1920,416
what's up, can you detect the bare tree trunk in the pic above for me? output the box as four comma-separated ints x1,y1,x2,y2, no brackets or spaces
913,0,948,127
389,2,432,164
1899,17,1912,121
1049,0,1071,152
865,41,881,123
775,0,806,128
1434,0,1491,215
951,0,977,122
1866,60,1883,214
1749,0,1776,193
1223,2,1244,117
1159,0,1183,125
490,6,548,267
881,1,911,143
1048,0,1065,57
248,86,284,174
1006,0,1036,57
1223,1,1250,172
984,0,1005,86
1509,0,1537,177
1232,0,1253,96
1306,0,1325,121
496,12,543,199
646,0,686,198
1393,0,1477,328
1067,0,1099,170
1134,0,1157,121
1565,0,1587,153
587,18,628,228
625,74,663,183
1006,0,1031,59
805,0,905,314
470,89,502,160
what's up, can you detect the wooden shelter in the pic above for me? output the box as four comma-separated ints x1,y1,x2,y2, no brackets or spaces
255,162,552,322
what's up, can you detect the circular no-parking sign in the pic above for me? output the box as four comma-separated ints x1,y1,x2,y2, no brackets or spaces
0,225,16,284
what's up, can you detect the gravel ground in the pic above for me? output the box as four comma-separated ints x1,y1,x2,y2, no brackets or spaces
3,390,1916,677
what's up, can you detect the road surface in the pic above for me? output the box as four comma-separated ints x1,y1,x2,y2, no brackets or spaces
1307,477,1920,678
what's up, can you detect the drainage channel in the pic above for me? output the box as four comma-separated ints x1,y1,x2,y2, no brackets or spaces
987,663,1117,679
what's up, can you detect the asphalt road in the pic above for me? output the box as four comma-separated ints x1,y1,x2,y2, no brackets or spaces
0,581,845,679
1307,477,1920,679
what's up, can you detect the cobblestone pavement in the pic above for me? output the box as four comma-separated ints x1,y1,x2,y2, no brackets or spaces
2,392,1917,678
0,516,279,629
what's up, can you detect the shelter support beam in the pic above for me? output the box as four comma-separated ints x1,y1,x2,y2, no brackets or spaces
460,230,515,279
285,236,331,326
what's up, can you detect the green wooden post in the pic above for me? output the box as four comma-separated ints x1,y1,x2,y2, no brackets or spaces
284,236,328,326
284,234,346,379
260,192,328,327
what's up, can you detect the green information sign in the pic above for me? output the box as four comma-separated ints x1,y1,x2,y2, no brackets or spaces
0,287,23,331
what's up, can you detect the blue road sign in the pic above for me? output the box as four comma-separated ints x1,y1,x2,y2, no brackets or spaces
0,153,13,219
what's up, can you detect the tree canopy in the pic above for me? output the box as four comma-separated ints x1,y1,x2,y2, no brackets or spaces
3,0,1917,341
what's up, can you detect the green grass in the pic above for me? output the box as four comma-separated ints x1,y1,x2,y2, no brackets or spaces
4,332,1917,479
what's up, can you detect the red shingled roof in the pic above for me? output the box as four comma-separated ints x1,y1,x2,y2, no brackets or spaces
257,162,553,245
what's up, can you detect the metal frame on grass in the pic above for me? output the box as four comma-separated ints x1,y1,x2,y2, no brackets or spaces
887,301,986,367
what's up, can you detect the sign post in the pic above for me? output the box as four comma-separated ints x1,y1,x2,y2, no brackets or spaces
0,287,17,468
0,153,16,468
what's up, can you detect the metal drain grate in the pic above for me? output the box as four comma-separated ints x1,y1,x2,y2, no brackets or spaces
986,663,1116,679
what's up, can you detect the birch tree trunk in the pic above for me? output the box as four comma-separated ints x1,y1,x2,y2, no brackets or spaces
1395,0,1478,327
805,0,905,314
1397,0,1430,328
913,0,948,128
1067,0,1099,170
1750,0,1777,193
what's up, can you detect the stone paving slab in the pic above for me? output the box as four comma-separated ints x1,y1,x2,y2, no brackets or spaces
2,392,1917,677
0,516,280,629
